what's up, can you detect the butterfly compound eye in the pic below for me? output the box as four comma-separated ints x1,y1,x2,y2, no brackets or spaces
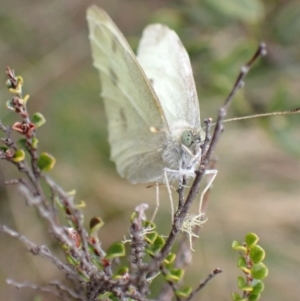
181,130,193,147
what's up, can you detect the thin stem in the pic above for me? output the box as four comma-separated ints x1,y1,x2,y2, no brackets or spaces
186,268,223,301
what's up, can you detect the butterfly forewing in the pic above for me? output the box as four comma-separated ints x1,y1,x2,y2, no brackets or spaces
137,24,201,129
87,6,169,183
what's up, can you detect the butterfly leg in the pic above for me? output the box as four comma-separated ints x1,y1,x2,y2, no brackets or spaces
163,168,177,223
198,169,218,215
150,182,160,223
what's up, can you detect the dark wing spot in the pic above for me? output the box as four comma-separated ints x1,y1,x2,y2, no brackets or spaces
109,67,118,86
149,78,154,85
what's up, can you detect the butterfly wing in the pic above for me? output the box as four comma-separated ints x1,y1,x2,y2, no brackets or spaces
137,24,201,129
87,6,169,183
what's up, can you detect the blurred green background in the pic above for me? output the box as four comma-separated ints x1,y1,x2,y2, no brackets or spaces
1,0,300,300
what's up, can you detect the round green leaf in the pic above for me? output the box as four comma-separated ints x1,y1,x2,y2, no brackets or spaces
12,149,25,162
252,281,264,295
237,276,252,292
175,286,192,298
105,242,125,259
245,233,259,247
145,232,158,244
249,245,265,264
164,253,176,265
248,293,261,301
6,100,14,111
151,235,165,253
32,112,46,127
89,217,104,237
114,266,129,279
37,152,56,171
237,257,247,268
116,266,128,275
231,292,247,301
143,220,156,230
232,240,247,253
31,137,39,149
237,276,246,289
232,240,241,248
251,263,268,280
165,268,184,283
237,257,251,273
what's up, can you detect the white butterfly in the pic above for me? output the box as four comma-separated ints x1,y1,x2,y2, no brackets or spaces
87,6,205,184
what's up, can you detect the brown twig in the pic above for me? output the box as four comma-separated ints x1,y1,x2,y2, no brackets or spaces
186,268,223,301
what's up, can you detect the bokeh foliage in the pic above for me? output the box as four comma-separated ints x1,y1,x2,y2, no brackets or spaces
0,0,300,300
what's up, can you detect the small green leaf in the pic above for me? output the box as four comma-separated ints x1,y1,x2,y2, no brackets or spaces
114,267,129,279
248,293,261,301
152,235,165,253
245,233,259,247
249,245,265,264
232,240,240,248
18,137,39,150
237,257,251,273
145,232,158,244
37,152,56,171
0,146,8,152
145,247,153,256
238,276,253,291
164,253,176,265
231,292,247,301
12,149,25,162
116,266,129,275
31,137,39,149
89,217,104,237
143,220,156,230
146,235,165,255
105,242,125,259
130,211,137,222
6,100,15,110
241,266,251,274
251,263,268,280
242,285,253,292
237,276,246,289
252,281,264,295
175,286,192,298
165,268,184,283
32,112,46,127
232,240,247,253
237,257,247,268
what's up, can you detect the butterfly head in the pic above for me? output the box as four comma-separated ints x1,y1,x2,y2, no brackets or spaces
180,128,205,153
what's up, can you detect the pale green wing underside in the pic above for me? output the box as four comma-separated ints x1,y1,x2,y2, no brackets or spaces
87,6,169,183
137,24,201,129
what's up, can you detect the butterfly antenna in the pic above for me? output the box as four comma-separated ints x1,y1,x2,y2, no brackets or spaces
222,107,300,124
